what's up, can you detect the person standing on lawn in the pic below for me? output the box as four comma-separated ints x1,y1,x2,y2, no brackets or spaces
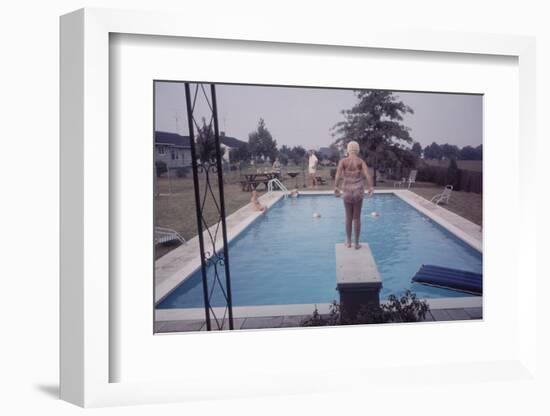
308,150,319,188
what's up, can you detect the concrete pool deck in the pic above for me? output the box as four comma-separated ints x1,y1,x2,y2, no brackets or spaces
154,189,483,330
155,297,483,333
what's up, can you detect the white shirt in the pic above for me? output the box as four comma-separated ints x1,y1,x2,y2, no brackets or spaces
308,154,318,169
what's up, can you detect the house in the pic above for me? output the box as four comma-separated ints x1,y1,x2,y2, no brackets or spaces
155,131,246,168
155,131,192,172
219,132,247,163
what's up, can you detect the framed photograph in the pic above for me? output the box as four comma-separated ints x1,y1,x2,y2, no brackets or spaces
60,8,538,407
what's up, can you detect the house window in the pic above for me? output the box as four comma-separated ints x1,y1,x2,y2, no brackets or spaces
158,145,165,155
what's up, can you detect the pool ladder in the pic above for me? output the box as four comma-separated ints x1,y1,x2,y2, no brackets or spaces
267,178,289,198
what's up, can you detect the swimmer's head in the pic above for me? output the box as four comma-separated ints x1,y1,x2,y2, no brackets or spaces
347,141,360,155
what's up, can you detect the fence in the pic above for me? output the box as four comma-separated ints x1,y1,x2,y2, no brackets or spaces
417,165,482,194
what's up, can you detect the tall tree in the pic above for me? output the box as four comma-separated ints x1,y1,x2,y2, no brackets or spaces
459,145,478,160
278,145,292,166
229,143,250,163
440,143,461,160
248,118,278,162
423,142,443,160
290,146,307,165
196,118,225,163
332,90,414,185
474,144,483,160
411,141,423,158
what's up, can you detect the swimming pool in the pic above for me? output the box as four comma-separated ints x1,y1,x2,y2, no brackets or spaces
157,194,482,309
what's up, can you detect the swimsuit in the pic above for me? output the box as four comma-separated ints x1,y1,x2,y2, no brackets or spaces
341,158,365,204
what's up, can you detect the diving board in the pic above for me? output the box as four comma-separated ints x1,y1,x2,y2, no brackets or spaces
412,264,482,295
335,243,383,317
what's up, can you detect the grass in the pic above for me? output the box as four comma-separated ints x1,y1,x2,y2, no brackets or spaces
155,164,482,258
410,187,482,226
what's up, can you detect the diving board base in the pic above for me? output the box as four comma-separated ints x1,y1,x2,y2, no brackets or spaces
335,243,382,318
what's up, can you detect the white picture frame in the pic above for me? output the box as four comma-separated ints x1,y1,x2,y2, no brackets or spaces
60,8,538,408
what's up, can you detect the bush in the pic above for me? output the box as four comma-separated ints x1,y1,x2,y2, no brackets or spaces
155,161,167,177
446,159,461,191
301,290,430,326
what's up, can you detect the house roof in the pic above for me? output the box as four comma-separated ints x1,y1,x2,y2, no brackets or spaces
155,131,190,147
155,131,246,149
220,135,246,148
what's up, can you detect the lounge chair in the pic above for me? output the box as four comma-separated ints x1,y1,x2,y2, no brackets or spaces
393,177,406,188
155,226,186,245
412,264,482,295
393,170,417,188
407,170,417,188
430,185,453,205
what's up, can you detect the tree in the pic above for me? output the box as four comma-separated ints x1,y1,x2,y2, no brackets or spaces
411,142,423,158
278,145,292,166
440,143,461,160
229,143,250,163
475,144,482,160
196,118,225,163
332,90,414,185
423,142,443,160
248,118,278,162
459,145,477,160
328,143,341,164
289,145,307,165
446,158,461,190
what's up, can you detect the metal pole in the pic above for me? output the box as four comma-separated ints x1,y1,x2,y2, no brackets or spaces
210,84,234,330
184,83,212,331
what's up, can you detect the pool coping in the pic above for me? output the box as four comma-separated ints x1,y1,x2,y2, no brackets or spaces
155,189,482,306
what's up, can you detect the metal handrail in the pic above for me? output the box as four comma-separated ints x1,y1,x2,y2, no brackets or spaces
267,178,289,197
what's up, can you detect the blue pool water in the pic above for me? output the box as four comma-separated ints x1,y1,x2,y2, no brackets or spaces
157,194,482,309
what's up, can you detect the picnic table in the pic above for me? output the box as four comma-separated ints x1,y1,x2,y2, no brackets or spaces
240,172,281,192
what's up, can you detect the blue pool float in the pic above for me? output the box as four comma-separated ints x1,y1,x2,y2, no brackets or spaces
411,264,482,295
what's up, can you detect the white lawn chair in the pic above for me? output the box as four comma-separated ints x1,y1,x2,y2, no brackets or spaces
394,170,418,188
430,185,453,205
155,226,186,245
393,177,406,188
407,170,417,188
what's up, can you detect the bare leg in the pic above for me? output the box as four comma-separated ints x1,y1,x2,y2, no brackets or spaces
352,198,363,249
344,201,353,248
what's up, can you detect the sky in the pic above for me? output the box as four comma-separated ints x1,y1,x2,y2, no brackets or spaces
155,82,482,150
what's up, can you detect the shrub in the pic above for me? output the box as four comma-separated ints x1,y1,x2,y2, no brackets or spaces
446,159,461,191
300,290,430,326
155,161,167,177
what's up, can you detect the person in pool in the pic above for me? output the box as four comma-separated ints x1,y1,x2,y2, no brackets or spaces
250,190,266,212
334,141,374,249
289,188,299,198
